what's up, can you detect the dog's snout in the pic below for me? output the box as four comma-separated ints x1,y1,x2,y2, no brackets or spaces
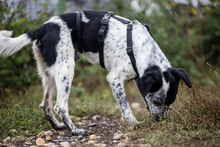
152,98,163,106
152,114,160,122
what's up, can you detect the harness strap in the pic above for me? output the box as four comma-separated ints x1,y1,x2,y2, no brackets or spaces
76,11,83,53
98,12,113,68
127,23,139,78
112,15,130,24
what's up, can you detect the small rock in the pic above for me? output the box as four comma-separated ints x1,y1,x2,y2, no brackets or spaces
113,134,124,140
116,142,127,147
100,121,107,125
125,136,129,143
59,131,65,136
90,134,97,140
92,115,100,121
95,143,107,147
25,141,32,145
46,143,55,147
124,133,132,137
75,117,81,121
30,146,38,147
29,136,36,140
70,142,76,146
82,138,87,142
60,142,70,147
76,122,85,126
36,131,45,138
77,135,83,140
97,136,101,139
87,140,95,144
16,136,26,141
53,139,64,142
50,129,55,132
3,136,11,144
112,140,118,143
46,136,53,141
143,144,151,147
131,102,141,111
36,138,45,146
11,137,16,142
120,117,125,124
82,116,89,120
45,130,53,136
88,122,97,127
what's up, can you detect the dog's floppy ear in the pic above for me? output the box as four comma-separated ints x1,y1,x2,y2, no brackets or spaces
169,68,192,88
136,66,162,97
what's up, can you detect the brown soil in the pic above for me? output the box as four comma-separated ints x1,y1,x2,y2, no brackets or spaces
6,116,143,147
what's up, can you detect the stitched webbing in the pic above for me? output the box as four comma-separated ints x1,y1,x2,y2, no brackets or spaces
127,23,139,78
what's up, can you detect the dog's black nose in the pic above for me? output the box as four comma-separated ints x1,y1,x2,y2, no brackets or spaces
152,114,160,122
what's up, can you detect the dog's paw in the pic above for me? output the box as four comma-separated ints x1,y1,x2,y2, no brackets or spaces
72,128,90,136
52,123,67,130
124,115,140,125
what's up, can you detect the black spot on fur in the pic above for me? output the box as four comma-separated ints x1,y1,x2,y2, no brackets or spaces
65,86,69,93
34,23,60,66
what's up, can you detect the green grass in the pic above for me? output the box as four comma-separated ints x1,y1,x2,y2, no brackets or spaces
0,77,220,146
0,69,119,141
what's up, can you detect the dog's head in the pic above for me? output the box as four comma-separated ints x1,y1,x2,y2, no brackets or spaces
136,66,192,121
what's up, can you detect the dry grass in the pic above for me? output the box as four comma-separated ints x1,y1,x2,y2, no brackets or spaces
124,84,220,146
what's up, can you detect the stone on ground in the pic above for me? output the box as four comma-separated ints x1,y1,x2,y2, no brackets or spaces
35,138,45,146
60,141,71,147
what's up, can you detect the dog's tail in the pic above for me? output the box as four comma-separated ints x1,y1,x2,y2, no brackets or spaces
0,27,44,57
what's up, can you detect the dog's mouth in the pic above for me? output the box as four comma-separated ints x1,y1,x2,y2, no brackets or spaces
145,99,169,121
151,107,169,122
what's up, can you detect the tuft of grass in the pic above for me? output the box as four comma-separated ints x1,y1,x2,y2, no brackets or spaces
124,84,220,146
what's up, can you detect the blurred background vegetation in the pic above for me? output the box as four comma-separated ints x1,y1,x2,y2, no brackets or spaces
0,0,220,95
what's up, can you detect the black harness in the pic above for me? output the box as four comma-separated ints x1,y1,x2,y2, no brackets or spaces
76,11,144,78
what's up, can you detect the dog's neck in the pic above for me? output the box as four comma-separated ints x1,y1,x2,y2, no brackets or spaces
133,21,171,77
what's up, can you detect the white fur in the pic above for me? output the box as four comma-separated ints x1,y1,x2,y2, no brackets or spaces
81,11,90,23
0,31,31,57
0,30,13,37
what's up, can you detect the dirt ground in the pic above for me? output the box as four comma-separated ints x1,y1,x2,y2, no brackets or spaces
3,115,148,147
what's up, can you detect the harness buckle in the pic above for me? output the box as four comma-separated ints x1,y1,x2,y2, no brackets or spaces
127,47,133,56
127,24,133,31
101,18,108,25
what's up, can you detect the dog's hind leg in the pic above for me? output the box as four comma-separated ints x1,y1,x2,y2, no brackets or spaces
40,76,67,130
33,41,66,130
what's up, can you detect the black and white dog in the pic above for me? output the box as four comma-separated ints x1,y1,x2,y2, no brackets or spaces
0,11,191,135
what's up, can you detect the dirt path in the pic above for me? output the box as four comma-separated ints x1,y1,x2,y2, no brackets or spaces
2,115,149,147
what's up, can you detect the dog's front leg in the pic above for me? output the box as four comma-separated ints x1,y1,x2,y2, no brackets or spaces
107,73,139,124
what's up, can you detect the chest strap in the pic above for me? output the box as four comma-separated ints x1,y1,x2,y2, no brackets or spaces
97,12,113,68
127,23,139,78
